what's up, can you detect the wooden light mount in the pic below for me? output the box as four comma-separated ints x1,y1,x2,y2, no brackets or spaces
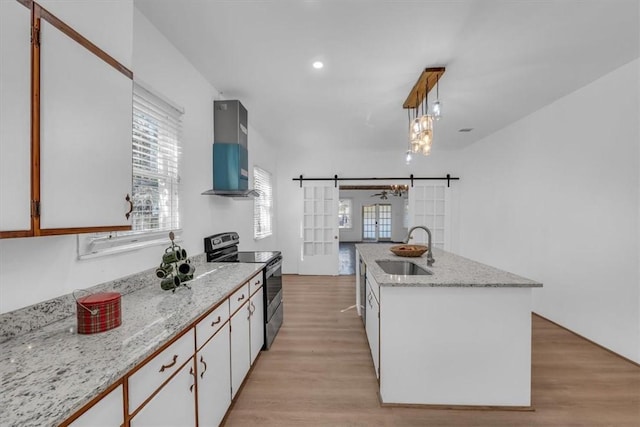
402,67,445,109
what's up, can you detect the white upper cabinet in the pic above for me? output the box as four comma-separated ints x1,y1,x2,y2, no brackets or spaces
0,0,32,233
39,18,133,230
36,0,133,68
0,0,134,237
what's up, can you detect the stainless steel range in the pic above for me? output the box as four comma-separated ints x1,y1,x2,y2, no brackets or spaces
204,232,283,350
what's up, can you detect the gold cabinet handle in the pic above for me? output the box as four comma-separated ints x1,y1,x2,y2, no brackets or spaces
189,366,196,392
125,194,134,220
237,294,245,302
211,316,221,326
159,354,178,372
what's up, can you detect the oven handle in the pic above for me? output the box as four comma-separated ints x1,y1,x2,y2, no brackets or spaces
265,260,282,277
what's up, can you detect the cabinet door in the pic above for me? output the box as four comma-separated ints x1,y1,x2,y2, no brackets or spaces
67,384,123,427
230,302,250,398
0,0,31,233
39,18,132,230
365,287,379,379
197,325,231,427
250,287,264,364
130,358,196,427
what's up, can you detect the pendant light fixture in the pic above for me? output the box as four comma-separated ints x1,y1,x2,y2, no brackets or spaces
402,67,445,158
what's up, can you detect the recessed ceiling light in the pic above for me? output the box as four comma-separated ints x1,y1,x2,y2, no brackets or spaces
312,61,324,69
458,128,473,132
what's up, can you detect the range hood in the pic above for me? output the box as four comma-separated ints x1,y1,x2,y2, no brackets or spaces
202,100,259,198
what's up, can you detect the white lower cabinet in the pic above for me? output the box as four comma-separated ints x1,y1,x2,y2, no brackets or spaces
67,384,123,427
130,358,197,427
128,330,195,413
230,301,251,398
63,276,265,426
365,282,380,379
197,325,231,427
250,287,265,364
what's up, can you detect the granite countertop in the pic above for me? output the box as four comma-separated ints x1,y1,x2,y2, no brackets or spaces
0,259,263,427
357,243,542,288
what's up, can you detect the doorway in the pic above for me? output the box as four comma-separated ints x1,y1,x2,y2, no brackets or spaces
338,185,408,275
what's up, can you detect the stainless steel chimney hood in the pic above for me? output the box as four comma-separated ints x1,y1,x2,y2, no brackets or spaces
202,100,258,198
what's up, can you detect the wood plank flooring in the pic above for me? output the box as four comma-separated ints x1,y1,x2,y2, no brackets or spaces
224,275,640,426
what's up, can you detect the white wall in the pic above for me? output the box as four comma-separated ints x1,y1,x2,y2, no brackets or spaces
338,190,407,242
456,59,640,363
0,6,278,313
276,147,461,273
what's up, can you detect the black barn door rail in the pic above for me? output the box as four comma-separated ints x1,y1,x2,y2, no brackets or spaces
292,174,460,188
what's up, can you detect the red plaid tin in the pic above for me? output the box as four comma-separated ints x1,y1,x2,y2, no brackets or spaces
76,292,122,334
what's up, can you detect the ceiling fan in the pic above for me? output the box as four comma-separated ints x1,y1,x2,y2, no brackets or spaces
371,185,408,199
371,190,390,200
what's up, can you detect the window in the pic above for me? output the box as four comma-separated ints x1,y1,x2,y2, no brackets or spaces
78,81,183,258
338,199,352,229
254,166,273,239
130,82,182,233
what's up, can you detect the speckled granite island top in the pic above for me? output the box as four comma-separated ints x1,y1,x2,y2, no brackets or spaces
357,244,542,288
0,260,263,427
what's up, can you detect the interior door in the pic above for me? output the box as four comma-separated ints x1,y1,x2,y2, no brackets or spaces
299,184,339,275
362,204,392,241
408,184,452,250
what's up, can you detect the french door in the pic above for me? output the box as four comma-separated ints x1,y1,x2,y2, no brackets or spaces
299,184,339,275
362,204,392,241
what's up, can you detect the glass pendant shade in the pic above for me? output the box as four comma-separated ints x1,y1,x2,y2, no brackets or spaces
419,114,433,132
432,100,441,119
411,117,422,135
405,150,412,164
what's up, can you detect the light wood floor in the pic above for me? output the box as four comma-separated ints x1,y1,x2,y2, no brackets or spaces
224,275,640,426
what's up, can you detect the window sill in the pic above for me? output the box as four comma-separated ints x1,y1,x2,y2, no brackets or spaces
77,230,183,260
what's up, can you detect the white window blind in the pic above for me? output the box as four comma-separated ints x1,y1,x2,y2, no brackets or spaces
131,82,183,233
254,166,273,239
76,82,184,259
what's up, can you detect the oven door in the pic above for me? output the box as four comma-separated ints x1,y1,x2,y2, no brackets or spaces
265,257,282,321
264,256,283,350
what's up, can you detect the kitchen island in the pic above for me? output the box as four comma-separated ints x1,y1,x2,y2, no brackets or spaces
356,243,542,409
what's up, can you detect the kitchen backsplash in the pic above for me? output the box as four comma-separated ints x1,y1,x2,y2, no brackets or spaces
0,253,205,343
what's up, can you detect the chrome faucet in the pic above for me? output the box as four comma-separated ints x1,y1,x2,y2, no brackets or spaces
405,225,435,266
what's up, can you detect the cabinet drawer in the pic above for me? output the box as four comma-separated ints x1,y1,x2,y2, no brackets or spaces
249,272,263,296
128,329,194,413
196,300,230,350
229,283,249,315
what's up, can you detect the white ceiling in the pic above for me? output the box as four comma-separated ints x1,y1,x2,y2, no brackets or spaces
134,0,639,153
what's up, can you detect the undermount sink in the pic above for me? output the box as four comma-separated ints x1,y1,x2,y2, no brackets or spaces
376,260,432,276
